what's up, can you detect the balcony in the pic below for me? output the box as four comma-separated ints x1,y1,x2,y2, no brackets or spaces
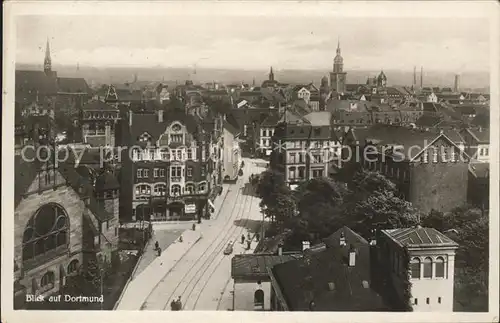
171,177,182,183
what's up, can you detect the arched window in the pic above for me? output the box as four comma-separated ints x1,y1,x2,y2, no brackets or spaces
198,182,207,193
41,271,55,287
254,289,264,307
154,184,166,196
22,204,69,262
135,184,151,196
410,257,421,279
423,257,433,278
435,256,445,278
171,184,181,196
68,259,80,274
185,184,195,195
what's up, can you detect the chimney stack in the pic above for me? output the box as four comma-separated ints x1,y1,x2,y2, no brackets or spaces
129,111,133,126
339,231,346,247
158,110,164,123
454,74,460,93
278,243,283,256
348,246,356,267
420,66,423,88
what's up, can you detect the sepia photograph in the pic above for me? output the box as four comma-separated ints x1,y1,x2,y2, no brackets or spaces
2,1,499,322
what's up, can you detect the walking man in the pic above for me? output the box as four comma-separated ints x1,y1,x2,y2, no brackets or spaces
241,234,245,244
154,241,159,251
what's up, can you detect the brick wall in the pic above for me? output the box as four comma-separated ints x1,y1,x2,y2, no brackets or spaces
15,184,86,296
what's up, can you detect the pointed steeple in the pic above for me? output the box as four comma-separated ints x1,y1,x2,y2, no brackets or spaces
336,38,341,55
44,37,52,75
269,66,275,81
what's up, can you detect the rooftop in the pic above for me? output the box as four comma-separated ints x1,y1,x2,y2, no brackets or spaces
383,226,458,249
231,253,302,281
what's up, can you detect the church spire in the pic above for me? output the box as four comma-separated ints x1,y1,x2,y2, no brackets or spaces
336,38,341,55
44,37,52,75
269,66,274,81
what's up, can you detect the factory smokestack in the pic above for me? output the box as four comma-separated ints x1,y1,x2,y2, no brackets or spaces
454,74,460,93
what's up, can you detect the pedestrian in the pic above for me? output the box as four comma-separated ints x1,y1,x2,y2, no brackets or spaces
176,296,182,310
255,233,260,242
157,247,162,257
247,232,251,241
241,234,245,244
154,241,159,251
179,235,183,243
246,240,251,250
170,299,177,311
192,223,196,231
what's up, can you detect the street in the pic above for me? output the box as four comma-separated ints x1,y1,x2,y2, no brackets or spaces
116,158,266,311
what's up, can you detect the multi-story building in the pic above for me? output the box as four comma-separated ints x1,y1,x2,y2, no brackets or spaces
118,105,215,222
79,100,120,147
222,117,242,182
258,113,280,157
14,140,119,308
459,127,489,163
342,125,470,214
377,226,458,312
271,111,341,188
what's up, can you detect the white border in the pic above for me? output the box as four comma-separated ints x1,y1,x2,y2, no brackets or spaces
2,1,499,323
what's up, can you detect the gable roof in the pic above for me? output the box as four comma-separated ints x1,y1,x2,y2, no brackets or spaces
303,112,331,126
464,128,490,143
261,112,281,127
383,226,458,249
16,70,58,97
270,246,387,311
231,253,302,281
57,77,90,93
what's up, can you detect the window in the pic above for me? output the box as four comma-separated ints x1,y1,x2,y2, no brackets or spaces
68,259,79,274
22,204,69,262
154,184,166,196
426,298,430,304
410,257,421,279
201,166,206,177
187,167,193,177
136,185,151,196
435,257,445,278
484,148,489,156
161,148,170,160
153,168,159,178
432,149,438,163
159,168,165,178
41,271,55,287
198,182,207,192
438,297,442,304
289,153,296,163
288,167,296,179
423,257,433,278
414,298,418,305
143,169,149,178
187,149,193,160
298,167,305,179
185,184,195,195
149,149,156,160
171,166,182,178
170,134,183,143
171,184,181,196
137,169,143,178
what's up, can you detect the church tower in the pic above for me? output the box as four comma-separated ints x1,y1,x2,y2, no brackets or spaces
269,66,275,82
329,40,347,94
44,38,52,75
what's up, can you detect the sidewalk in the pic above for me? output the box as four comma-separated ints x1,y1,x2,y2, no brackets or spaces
115,229,202,310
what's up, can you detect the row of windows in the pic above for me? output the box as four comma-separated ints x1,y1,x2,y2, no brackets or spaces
260,129,275,137
135,183,207,196
364,161,409,181
132,148,198,161
136,166,205,179
410,257,446,279
478,147,489,157
414,297,442,305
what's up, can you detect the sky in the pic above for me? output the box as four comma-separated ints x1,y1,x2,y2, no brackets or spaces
16,14,490,72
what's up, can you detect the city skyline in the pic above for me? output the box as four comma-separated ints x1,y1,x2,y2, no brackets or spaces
16,15,489,72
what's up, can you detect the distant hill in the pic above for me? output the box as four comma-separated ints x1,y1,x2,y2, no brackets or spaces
16,63,489,92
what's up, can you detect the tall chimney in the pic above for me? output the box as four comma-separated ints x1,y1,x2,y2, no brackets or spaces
129,111,133,126
158,110,164,123
454,74,460,93
278,243,283,256
420,66,423,88
413,66,417,86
